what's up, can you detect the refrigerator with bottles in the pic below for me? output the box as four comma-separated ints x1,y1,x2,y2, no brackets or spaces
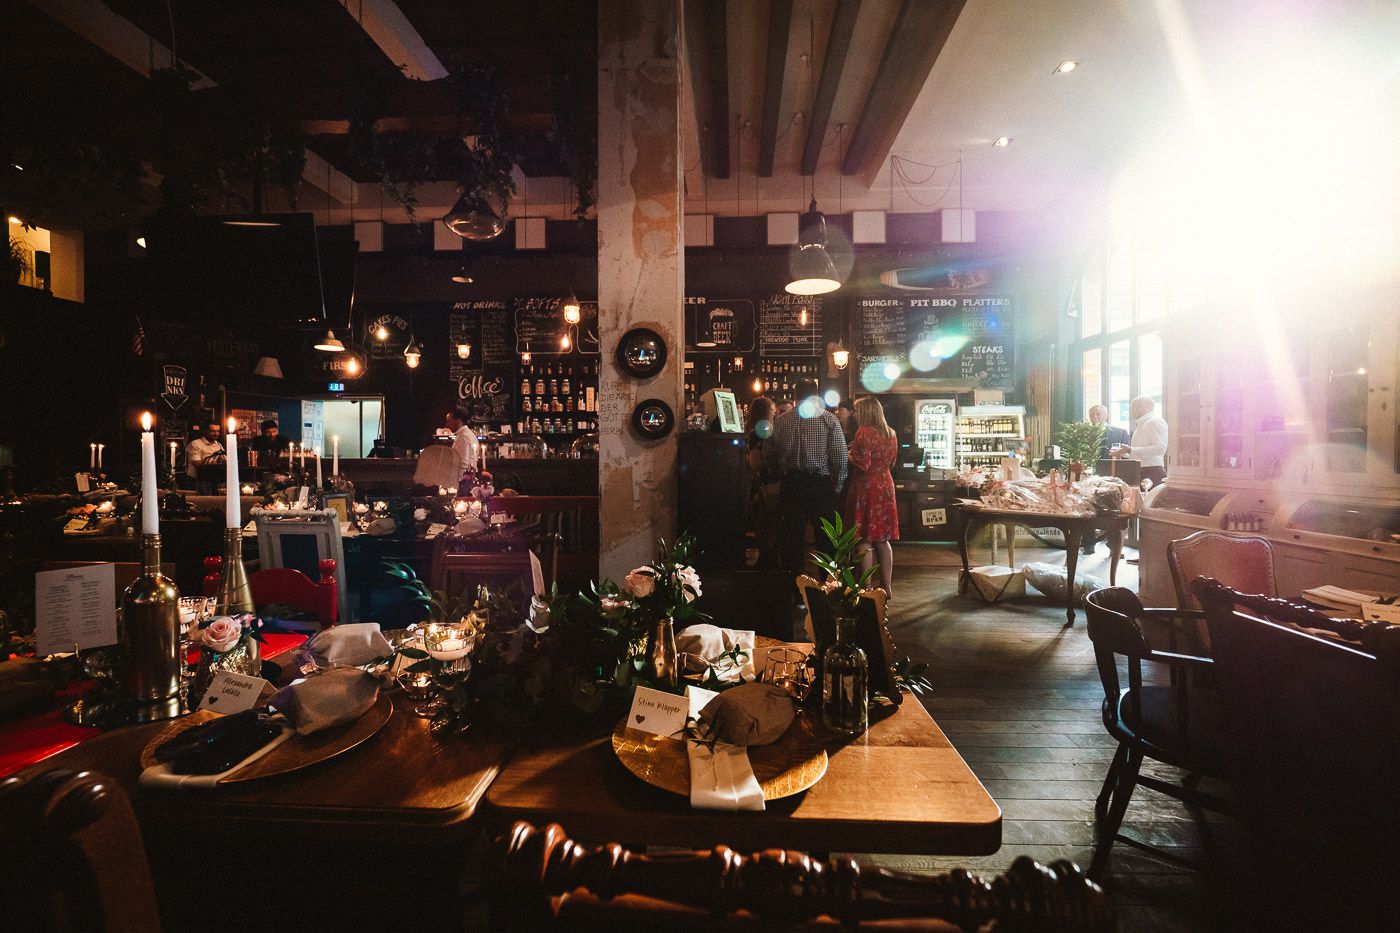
913,399,957,470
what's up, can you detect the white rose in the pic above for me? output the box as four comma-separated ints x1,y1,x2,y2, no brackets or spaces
676,565,702,602
625,569,656,598
199,616,244,654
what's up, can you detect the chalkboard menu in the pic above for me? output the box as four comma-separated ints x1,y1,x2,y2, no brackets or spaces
515,298,600,356
448,300,514,379
758,293,823,357
854,295,1014,388
685,298,756,352
363,310,410,359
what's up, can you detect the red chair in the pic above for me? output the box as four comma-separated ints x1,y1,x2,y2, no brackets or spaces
203,557,338,626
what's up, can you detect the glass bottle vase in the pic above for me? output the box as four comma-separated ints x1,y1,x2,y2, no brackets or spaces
642,617,679,689
821,610,869,736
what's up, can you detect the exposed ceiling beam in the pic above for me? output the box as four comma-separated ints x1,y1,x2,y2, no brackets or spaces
683,0,730,179
843,0,966,186
27,0,358,206
298,113,554,137
757,0,793,178
25,0,215,88
333,0,449,81
800,0,861,176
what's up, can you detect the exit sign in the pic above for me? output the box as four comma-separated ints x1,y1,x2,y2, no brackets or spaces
327,382,345,392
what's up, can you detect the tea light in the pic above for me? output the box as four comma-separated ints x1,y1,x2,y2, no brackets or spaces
428,636,468,660
452,499,470,518
240,483,256,495
373,500,388,513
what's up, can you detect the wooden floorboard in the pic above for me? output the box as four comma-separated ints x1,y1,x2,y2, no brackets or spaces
855,541,1390,932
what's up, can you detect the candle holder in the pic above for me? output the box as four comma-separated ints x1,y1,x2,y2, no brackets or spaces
120,533,183,723
214,527,255,616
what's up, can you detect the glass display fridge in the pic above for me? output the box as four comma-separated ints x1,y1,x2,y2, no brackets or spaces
953,405,1026,471
913,399,957,469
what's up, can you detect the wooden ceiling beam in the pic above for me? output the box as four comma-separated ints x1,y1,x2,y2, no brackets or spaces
842,0,966,186
683,0,730,179
331,0,449,81
800,0,861,176
298,113,554,137
757,0,793,178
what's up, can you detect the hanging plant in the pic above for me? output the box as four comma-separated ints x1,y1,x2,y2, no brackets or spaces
551,58,597,219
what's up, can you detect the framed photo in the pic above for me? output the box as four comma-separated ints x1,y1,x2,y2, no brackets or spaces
713,389,743,434
323,492,351,525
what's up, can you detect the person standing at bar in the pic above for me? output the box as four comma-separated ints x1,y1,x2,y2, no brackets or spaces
846,397,899,599
1089,405,1130,460
249,418,290,467
765,379,848,583
1113,396,1169,489
185,422,224,477
445,406,481,490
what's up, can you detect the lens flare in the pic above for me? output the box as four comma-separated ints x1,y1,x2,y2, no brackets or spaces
861,361,896,393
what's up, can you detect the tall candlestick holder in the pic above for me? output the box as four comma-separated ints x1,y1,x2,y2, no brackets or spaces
120,533,183,723
214,527,255,615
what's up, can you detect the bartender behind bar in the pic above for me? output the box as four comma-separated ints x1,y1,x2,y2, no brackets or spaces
445,406,482,492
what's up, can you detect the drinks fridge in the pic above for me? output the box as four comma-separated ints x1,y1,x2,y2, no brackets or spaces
954,405,1027,471
913,399,957,469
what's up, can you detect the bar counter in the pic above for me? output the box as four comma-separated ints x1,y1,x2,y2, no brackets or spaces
339,456,598,497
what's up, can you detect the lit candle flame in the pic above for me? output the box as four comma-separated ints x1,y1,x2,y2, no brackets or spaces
140,411,153,431
227,417,237,432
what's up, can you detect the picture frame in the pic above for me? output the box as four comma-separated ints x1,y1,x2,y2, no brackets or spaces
713,389,742,434
323,492,351,526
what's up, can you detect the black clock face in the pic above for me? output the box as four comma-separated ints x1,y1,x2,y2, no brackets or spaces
631,399,675,440
615,328,667,378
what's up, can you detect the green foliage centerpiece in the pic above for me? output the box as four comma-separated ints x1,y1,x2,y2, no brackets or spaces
1055,421,1106,477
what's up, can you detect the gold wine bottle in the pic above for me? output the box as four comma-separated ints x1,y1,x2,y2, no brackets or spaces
120,533,183,722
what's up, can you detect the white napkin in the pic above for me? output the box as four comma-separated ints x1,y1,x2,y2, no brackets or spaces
138,720,293,790
676,624,756,683
684,685,763,811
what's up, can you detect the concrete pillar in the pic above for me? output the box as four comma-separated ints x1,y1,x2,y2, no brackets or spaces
596,0,685,580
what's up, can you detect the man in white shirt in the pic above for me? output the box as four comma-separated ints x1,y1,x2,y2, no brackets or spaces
1112,396,1169,489
185,423,224,479
445,406,481,484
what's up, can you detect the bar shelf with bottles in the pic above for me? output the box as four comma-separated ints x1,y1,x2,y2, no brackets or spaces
682,356,825,418
953,405,1027,471
515,361,598,440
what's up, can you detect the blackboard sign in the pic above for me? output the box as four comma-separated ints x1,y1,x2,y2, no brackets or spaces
515,298,600,356
758,293,823,357
448,300,513,379
363,311,410,359
480,306,514,366
854,295,1014,388
685,297,756,352
455,369,512,425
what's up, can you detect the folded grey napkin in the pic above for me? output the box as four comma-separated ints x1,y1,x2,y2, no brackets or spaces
269,668,380,735
299,622,393,670
697,682,795,747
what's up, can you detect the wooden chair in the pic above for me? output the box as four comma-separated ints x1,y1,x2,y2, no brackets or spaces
430,534,542,611
1083,587,1235,880
796,575,901,704
0,768,162,932
1167,530,1277,611
1194,578,1400,853
202,557,338,626
486,495,598,591
492,821,1114,932
40,561,175,601
251,508,349,623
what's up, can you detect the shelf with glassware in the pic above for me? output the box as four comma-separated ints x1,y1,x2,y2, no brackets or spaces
682,356,825,419
514,360,599,441
953,406,1026,471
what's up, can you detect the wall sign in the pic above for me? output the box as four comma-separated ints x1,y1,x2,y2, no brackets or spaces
515,298,600,356
855,295,1014,388
456,372,511,425
365,312,410,359
161,365,188,411
758,293,823,357
684,297,756,353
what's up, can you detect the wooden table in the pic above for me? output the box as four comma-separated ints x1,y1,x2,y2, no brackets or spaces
956,504,1130,624
483,697,1001,856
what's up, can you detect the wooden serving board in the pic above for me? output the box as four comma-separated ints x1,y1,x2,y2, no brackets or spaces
140,692,393,784
611,712,828,802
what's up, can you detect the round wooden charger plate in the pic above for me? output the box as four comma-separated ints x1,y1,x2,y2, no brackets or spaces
139,692,393,784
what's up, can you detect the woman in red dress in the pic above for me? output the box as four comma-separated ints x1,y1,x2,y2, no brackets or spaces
845,396,899,598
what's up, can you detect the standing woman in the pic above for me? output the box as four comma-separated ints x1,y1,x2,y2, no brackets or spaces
846,397,900,598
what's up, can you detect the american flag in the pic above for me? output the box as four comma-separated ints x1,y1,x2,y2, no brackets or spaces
132,318,146,356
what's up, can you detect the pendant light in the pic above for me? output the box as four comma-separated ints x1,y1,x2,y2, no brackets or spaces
832,343,850,370
456,341,472,359
315,329,346,352
562,291,581,325
442,185,506,241
404,337,422,368
520,342,532,365
785,199,841,296
451,241,474,284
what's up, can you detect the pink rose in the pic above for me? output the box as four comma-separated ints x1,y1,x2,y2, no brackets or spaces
625,569,656,598
200,617,243,654
676,565,702,602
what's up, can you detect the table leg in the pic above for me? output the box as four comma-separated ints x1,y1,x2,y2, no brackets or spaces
1062,529,1082,625
1005,523,1017,570
957,515,977,595
1107,526,1125,586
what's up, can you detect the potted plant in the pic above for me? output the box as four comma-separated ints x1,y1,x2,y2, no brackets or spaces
1055,421,1106,480
4,236,29,284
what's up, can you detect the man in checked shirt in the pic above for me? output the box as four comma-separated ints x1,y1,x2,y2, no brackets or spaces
764,379,849,581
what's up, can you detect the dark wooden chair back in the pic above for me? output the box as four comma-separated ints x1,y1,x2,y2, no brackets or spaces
1084,587,1153,721
202,558,338,625
493,821,1113,932
1194,578,1400,844
0,768,162,932
41,561,176,602
487,495,598,591
1167,530,1276,610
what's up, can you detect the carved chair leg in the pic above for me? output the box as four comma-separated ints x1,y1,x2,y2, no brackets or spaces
1091,746,1142,880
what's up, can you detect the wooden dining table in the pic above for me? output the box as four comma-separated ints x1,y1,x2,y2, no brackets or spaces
484,696,1002,856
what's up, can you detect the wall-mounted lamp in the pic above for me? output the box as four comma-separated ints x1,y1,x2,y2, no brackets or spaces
832,344,850,370
456,341,472,360
562,291,582,326
404,337,422,369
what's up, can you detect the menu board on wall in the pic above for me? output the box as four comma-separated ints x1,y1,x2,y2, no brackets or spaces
450,301,516,424
363,310,410,359
684,298,756,352
854,295,1014,388
515,298,600,356
449,301,509,379
758,293,823,357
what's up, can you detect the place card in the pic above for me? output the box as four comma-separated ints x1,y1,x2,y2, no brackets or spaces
35,564,117,656
1362,602,1400,625
625,685,691,738
424,522,448,539
197,671,269,714
74,473,90,493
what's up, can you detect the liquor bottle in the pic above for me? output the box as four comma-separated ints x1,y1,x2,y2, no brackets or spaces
522,396,532,413
817,610,868,734
548,370,559,395
566,395,575,412
561,368,572,395
520,372,531,397
121,532,182,722
534,370,546,395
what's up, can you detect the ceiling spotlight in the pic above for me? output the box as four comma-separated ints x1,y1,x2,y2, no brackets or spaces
456,342,472,360
315,329,346,352
451,242,474,284
1053,60,1078,74
562,291,581,325
798,306,809,327
7,216,21,225
560,333,571,351
832,345,850,370
785,199,842,296
9,163,22,171
993,137,1013,147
